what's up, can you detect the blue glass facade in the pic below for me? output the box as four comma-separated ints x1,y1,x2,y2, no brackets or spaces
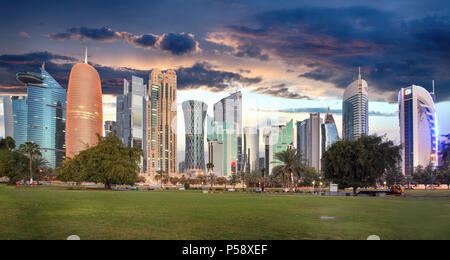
11,97,28,147
17,68,66,168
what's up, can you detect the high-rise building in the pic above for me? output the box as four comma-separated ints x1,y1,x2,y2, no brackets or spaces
399,84,438,176
309,113,323,172
264,119,294,175
11,96,27,147
17,64,66,168
296,119,310,165
104,121,117,136
178,161,185,174
243,127,259,173
213,92,243,171
343,68,369,140
182,100,207,175
207,116,237,177
322,108,340,153
116,76,147,171
146,69,177,176
3,96,14,138
66,50,103,159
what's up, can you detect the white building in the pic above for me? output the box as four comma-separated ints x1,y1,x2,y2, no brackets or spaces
243,127,259,173
398,84,438,176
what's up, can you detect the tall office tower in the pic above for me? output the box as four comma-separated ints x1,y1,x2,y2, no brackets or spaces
11,97,27,147
116,76,147,171
17,64,67,168
243,127,259,173
309,113,323,172
182,100,207,175
66,49,103,159
343,68,369,140
399,85,438,176
297,119,310,165
207,116,237,177
178,161,185,174
263,119,294,175
146,69,177,176
104,121,117,136
3,96,14,138
213,92,243,171
321,107,340,153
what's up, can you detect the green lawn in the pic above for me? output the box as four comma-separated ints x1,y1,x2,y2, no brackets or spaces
0,184,449,240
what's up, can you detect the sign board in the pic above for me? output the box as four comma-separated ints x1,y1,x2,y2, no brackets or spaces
330,184,338,193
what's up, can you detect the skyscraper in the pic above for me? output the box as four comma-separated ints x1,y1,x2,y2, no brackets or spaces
17,64,66,168
213,92,243,171
309,113,323,172
146,69,177,176
116,76,147,171
182,100,207,175
399,84,438,176
243,127,259,173
11,96,27,147
207,116,237,177
343,68,369,140
104,121,117,136
66,50,103,158
2,96,14,138
264,119,294,175
297,119,310,165
322,107,339,153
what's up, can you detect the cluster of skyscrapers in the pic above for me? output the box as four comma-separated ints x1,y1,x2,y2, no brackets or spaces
1,55,441,179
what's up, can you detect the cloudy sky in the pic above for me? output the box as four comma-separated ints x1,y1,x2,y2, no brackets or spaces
0,0,449,156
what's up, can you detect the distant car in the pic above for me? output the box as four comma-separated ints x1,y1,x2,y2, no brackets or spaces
130,186,137,190
179,187,186,191
255,188,262,193
147,186,155,191
283,188,290,193
228,188,236,192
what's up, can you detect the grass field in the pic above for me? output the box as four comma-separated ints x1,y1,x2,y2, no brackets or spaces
0,184,449,240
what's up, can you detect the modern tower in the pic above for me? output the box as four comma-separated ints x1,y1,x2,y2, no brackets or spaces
17,63,66,168
322,107,339,153
104,121,117,136
11,96,28,147
66,49,103,158
399,84,438,176
296,119,310,165
182,100,207,175
207,116,237,177
213,92,243,171
116,76,147,171
2,96,14,138
343,68,369,140
263,119,294,175
243,127,259,173
309,113,323,172
146,69,177,176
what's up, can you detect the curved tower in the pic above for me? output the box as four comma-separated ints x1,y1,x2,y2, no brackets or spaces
343,68,369,140
399,85,438,176
66,50,103,158
182,100,207,175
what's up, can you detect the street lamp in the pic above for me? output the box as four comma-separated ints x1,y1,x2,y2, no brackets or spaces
383,181,387,189
319,182,323,195
312,181,315,195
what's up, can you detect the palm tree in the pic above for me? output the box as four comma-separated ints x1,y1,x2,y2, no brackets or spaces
208,173,216,190
19,142,41,184
155,170,165,188
206,163,214,174
272,148,305,192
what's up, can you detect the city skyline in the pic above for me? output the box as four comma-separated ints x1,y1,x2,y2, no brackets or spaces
0,0,449,157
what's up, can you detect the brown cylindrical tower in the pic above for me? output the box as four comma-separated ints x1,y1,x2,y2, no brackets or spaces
66,62,103,158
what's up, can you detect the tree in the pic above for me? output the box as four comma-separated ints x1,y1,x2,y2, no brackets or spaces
413,165,438,190
56,134,142,189
384,167,405,186
19,142,42,183
271,148,305,192
322,135,401,194
229,173,240,189
206,163,214,174
155,170,165,188
0,138,27,184
437,164,450,189
299,167,321,187
208,173,216,190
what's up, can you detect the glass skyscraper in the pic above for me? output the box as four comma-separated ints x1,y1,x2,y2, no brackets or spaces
399,85,438,176
322,108,339,153
116,76,147,172
182,100,207,175
207,116,237,177
11,97,28,148
243,127,259,173
3,96,14,138
343,69,369,140
16,65,66,168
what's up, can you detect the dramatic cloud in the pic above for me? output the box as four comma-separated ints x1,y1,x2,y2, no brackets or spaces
252,107,396,117
251,84,311,100
48,27,200,55
208,7,450,102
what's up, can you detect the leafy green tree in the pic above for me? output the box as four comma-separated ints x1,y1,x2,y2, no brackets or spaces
299,167,321,187
19,142,42,183
0,141,28,184
413,165,438,190
322,135,401,194
56,134,142,189
0,136,16,151
384,167,405,186
229,173,240,189
272,148,305,192
437,164,450,189
155,170,165,188
206,163,214,174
